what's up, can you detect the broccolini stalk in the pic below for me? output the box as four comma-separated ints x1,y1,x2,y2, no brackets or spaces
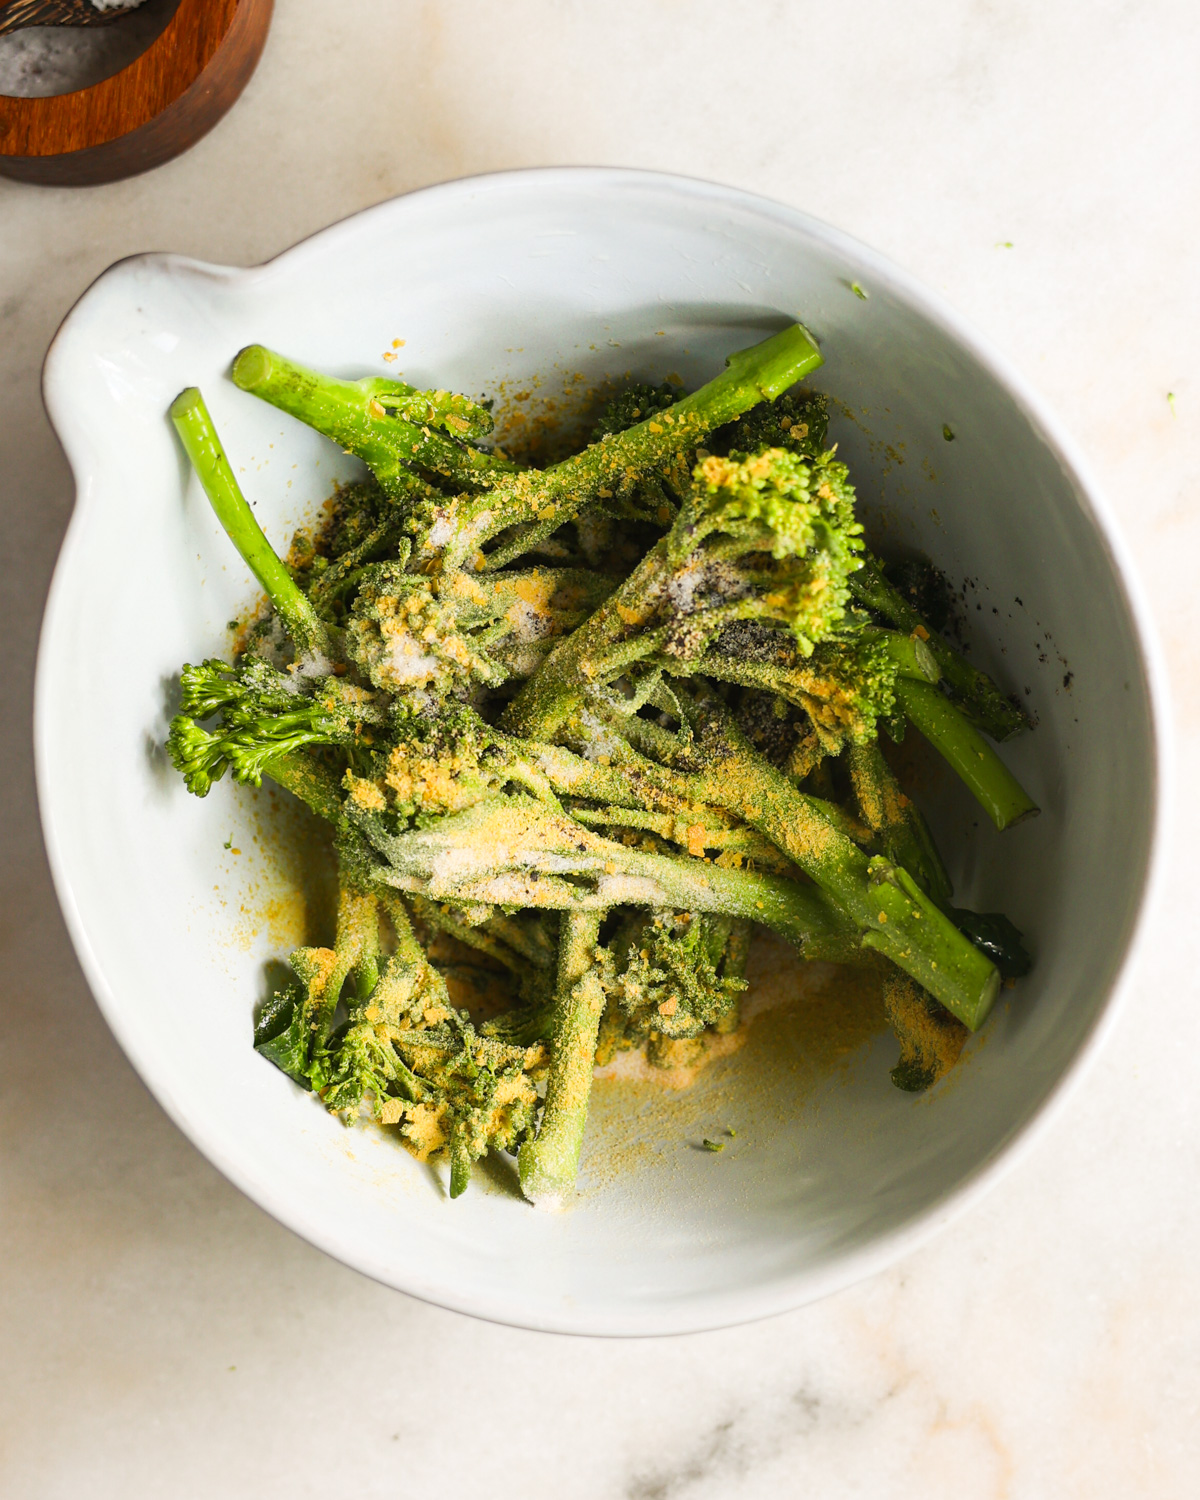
262,750,346,823
845,740,952,903
883,971,969,1092
479,325,824,571
518,910,606,1209
579,691,999,1029
848,554,1027,741
358,794,864,964
338,699,807,867
231,345,517,499
549,702,873,851
409,896,558,1013
567,804,799,872
411,896,558,978
170,388,335,662
236,326,823,572
501,439,863,741
895,678,1039,832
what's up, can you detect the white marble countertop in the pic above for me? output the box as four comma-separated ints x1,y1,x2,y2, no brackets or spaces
2,3,1198,1495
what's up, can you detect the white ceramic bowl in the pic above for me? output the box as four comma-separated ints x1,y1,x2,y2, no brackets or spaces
36,169,1167,1335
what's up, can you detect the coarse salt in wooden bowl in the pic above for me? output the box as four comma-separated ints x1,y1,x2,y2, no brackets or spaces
0,0,272,186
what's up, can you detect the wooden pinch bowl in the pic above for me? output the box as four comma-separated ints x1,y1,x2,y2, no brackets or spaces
0,0,273,186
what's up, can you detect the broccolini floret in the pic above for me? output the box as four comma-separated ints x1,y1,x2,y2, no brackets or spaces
500,442,867,742
346,562,616,696
591,380,682,440
613,910,749,1042
167,658,383,797
258,882,543,1197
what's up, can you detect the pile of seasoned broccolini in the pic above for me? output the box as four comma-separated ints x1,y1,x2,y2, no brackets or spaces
167,323,1035,1208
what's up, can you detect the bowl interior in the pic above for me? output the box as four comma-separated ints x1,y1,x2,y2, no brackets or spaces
36,170,1158,1334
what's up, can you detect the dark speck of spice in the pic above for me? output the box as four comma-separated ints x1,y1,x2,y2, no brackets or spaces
1063,671,1074,690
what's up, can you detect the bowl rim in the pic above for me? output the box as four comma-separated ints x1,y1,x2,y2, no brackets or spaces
33,166,1175,1336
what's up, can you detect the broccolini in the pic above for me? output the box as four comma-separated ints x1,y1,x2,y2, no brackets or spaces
166,323,1038,1209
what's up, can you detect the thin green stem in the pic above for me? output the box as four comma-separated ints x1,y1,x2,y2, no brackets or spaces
895,678,1039,832
170,388,332,660
849,554,1028,740
478,323,824,570
262,752,345,822
231,346,516,498
671,702,998,1028
362,795,864,964
846,740,952,903
671,625,939,728
518,910,605,1209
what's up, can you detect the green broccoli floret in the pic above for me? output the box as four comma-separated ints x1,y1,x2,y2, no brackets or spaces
501,443,867,742
613,910,748,1041
254,867,382,1069
256,875,543,1199
591,381,683,440
346,562,616,696
167,658,383,797
296,480,410,622
319,479,394,559
329,892,543,1198
344,700,565,823
713,388,829,458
